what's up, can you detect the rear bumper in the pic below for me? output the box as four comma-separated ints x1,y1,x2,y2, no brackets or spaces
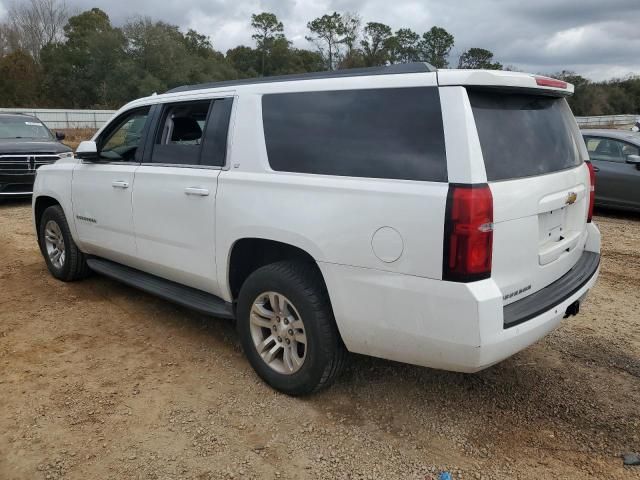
503,251,600,328
466,260,599,371
319,224,601,373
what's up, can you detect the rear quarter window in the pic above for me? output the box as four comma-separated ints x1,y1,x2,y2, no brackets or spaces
262,87,447,182
469,91,581,181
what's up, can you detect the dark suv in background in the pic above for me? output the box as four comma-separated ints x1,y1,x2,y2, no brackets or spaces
0,113,73,196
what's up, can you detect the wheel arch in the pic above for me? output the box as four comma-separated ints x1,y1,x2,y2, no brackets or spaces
34,195,63,234
33,194,81,250
226,237,328,302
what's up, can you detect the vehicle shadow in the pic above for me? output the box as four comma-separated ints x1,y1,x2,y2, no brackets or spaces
0,197,32,209
594,206,640,221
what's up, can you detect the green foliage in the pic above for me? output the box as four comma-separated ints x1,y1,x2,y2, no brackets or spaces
419,26,454,68
0,49,42,106
306,12,347,70
361,22,392,67
251,12,284,76
555,71,640,116
458,47,502,70
386,28,420,64
1,5,638,117
226,45,260,78
41,8,131,108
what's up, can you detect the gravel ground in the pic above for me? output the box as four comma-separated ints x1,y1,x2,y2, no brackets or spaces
1,200,639,480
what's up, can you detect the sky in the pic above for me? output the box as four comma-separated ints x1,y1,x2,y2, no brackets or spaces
1,0,639,81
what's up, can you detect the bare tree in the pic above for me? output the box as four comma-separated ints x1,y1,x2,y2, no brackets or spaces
341,12,361,58
0,23,21,56
7,0,69,60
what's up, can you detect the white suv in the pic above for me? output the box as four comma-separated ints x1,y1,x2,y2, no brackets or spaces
33,63,601,395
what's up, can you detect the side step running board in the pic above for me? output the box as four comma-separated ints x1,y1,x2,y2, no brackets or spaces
86,258,235,320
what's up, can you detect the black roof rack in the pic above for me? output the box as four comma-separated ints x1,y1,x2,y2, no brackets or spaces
165,62,436,94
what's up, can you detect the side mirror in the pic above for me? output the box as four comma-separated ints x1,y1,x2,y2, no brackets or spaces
626,154,640,168
75,140,99,161
55,131,66,141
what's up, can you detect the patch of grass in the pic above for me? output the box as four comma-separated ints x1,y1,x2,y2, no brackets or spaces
60,128,97,150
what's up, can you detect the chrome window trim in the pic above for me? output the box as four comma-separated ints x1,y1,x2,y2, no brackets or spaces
140,162,222,170
80,160,140,166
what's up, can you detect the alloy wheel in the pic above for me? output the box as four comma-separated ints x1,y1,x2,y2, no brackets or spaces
44,220,66,269
249,291,307,374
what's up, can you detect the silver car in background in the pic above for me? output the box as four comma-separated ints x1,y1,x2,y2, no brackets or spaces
582,129,640,212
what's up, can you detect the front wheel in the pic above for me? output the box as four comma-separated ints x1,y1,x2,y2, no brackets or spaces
237,261,347,395
38,205,90,281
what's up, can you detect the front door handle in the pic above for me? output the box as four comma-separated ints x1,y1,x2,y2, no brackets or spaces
184,187,210,196
112,180,129,189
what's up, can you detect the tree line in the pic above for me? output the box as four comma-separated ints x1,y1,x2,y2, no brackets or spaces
0,0,638,116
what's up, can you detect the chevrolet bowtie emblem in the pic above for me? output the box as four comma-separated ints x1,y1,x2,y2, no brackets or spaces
566,191,577,205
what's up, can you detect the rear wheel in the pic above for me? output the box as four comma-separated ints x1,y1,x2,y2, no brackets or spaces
237,261,347,395
38,205,90,281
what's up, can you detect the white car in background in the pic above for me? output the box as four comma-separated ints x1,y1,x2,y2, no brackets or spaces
32,64,600,395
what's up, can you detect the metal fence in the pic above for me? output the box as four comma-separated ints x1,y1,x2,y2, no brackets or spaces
2,107,638,131
575,114,638,128
0,108,116,129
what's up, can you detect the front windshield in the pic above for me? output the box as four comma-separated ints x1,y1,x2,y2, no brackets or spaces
0,117,53,140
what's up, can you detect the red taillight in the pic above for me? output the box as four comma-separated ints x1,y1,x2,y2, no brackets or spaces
443,184,493,282
586,161,596,222
535,76,568,89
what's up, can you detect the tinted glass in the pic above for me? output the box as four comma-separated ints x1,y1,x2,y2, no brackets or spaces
584,136,639,163
200,97,233,167
262,87,447,181
469,91,581,181
0,116,53,139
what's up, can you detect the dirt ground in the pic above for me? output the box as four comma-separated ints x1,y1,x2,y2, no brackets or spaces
0,200,639,480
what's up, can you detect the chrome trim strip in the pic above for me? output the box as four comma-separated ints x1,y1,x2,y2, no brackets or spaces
140,162,222,170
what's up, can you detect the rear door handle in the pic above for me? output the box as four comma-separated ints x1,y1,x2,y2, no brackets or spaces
592,166,600,172
184,187,210,196
112,180,129,189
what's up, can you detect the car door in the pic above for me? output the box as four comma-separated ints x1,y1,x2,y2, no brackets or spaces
72,106,152,263
131,96,234,295
584,136,640,209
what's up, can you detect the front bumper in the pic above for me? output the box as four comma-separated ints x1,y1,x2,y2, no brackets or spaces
0,172,36,195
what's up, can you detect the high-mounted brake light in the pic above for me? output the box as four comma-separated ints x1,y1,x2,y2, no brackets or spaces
442,184,493,282
586,161,596,222
535,76,568,89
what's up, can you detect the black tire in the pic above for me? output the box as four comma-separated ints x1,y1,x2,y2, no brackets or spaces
237,261,347,395
38,205,90,281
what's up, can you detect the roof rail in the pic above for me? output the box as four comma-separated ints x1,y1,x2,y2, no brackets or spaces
165,62,436,94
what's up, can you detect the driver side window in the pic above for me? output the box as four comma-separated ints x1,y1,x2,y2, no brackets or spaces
100,108,150,162
585,136,638,164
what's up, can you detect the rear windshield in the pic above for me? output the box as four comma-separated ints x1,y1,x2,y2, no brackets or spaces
469,91,581,181
262,87,447,182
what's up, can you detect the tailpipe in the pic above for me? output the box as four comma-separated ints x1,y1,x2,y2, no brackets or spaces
564,300,580,318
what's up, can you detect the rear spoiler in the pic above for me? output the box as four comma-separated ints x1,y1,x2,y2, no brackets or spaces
437,69,574,97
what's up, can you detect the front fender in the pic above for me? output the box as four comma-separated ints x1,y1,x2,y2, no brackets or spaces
32,160,79,244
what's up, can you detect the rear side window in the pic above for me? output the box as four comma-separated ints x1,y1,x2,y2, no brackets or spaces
469,91,581,181
151,98,232,167
262,87,447,182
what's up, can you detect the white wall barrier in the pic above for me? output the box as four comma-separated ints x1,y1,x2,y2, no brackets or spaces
0,108,116,129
